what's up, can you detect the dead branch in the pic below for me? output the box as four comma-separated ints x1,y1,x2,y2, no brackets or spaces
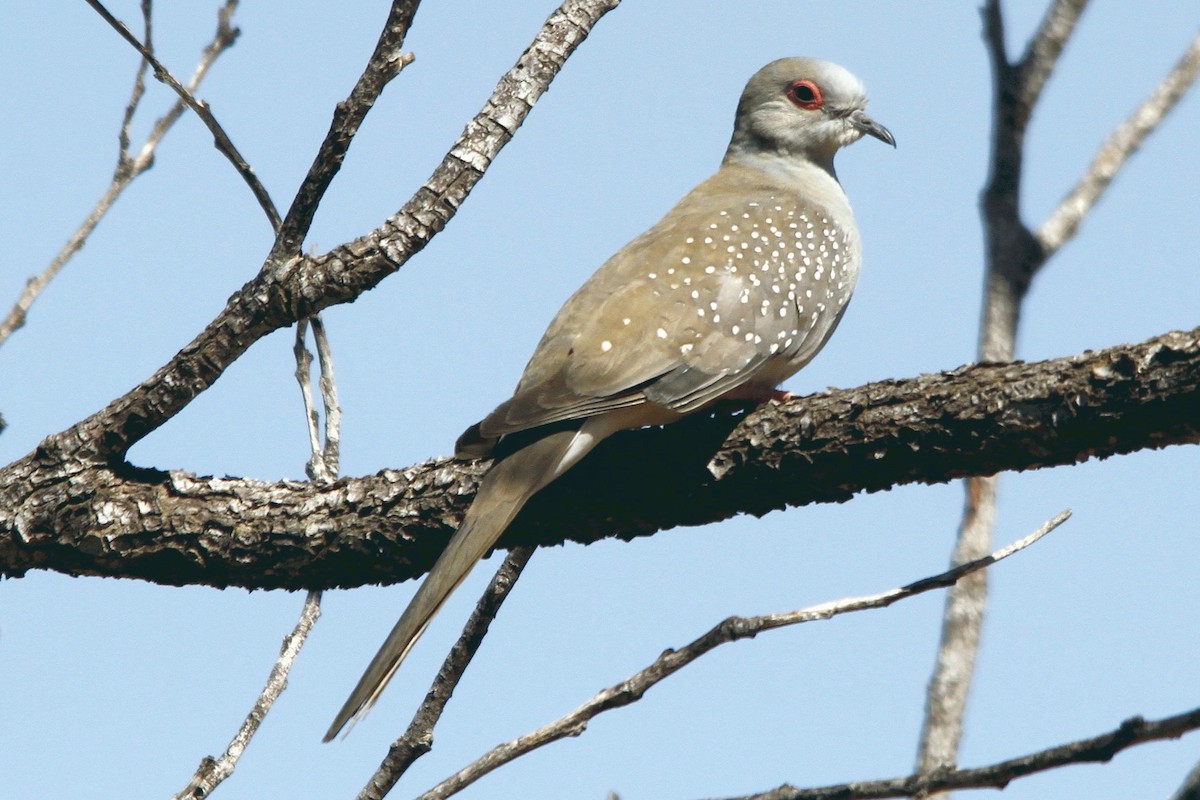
0,0,239,349
42,0,620,464
358,548,535,799
171,591,322,799
721,705,1200,800
414,515,1066,800
84,0,279,230
1036,30,1200,255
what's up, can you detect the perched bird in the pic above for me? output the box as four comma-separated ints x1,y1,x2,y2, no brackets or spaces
325,57,893,741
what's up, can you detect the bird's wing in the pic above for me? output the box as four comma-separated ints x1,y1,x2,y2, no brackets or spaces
469,190,858,446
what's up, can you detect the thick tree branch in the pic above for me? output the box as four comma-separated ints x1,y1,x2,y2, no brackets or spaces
2,326,1196,590
47,0,619,463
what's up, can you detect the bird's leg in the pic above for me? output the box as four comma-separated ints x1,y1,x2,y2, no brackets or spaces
721,384,795,404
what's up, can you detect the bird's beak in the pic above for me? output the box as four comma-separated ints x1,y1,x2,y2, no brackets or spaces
849,108,895,148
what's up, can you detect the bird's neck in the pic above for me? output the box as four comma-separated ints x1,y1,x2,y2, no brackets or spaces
725,126,841,175
719,148,851,217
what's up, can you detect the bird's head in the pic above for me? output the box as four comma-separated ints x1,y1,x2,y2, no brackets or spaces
728,57,894,172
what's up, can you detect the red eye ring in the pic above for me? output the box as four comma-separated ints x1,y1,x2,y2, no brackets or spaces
787,79,823,110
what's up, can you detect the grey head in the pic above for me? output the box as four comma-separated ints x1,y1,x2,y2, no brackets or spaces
726,57,894,174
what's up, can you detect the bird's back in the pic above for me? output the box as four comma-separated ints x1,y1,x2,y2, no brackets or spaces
461,158,862,454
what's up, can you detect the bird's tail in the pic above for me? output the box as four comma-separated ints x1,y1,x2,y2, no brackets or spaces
323,427,592,742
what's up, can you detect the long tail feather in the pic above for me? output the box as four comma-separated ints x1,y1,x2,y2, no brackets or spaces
323,428,591,742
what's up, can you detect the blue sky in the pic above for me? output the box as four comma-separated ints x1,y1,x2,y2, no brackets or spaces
2,2,1198,798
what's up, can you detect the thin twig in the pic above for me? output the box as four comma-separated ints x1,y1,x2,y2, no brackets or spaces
415,514,1069,800
1036,30,1200,255
116,1,152,160
0,0,239,349
84,0,279,231
292,319,327,482
716,705,1200,800
171,591,322,800
293,315,342,483
270,0,420,260
359,548,536,800
310,316,342,477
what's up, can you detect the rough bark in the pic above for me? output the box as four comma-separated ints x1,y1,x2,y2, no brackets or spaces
55,0,620,461
3,326,1196,591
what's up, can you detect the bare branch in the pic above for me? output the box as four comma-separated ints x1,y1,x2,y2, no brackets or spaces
717,705,1200,800
919,3,1093,786
140,1,242,156
311,316,342,478
1036,30,1200,255
3,325,1197,589
916,475,995,779
415,515,1067,800
1171,758,1200,800
171,591,322,800
358,548,535,799
116,1,153,160
0,0,239,350
981,0,1009,78
979,0,1040,360
293,317,342,484
177,268,341,796
49,0,620,461
982,0,1090,141
1016,0,1090,115
270,1,421,260
293,319,324,474
928,14,1200,788
84,0,279,231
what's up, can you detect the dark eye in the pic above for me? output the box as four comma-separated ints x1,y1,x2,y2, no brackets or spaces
787,79,823,110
